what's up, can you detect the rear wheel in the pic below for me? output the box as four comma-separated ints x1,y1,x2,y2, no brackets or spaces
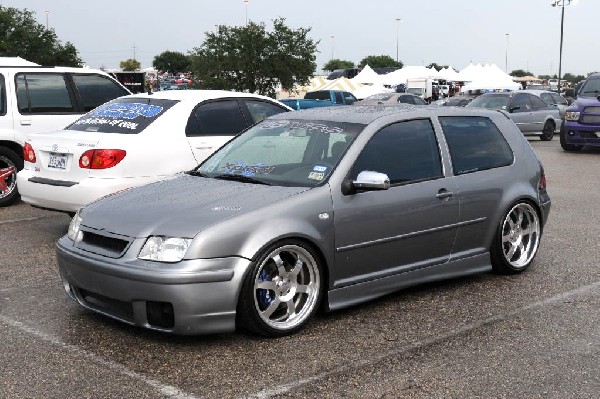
559,125,583,152
237,240,323,337
540,120,555,141
491,202,541,274
0,147,23,207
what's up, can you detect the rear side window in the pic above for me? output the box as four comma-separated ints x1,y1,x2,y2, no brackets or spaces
529,94,548,110
16,73,74,113
66,98,178,134
72,74,129,111
439,116,514,175
304,91,330,101
0,74,5,116
186,99,247,136
510,94,531,111
351,119,442,184
243,99,287,124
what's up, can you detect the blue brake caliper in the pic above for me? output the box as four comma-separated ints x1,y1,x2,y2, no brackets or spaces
257,269,273,310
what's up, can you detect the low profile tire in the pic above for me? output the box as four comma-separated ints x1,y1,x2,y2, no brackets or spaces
0,147,23,207
540,120,555,141
236,240,323,337
559,125,583,152
491,202,541,275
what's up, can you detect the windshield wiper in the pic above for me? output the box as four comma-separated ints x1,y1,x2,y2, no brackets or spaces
213,174,271,185
187,169,208,177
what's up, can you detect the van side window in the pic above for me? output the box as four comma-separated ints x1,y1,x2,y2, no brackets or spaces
72,74,129,111
439,116,514,175
16,73,74,114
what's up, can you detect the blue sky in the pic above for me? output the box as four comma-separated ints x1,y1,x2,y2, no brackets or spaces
5,0,597,76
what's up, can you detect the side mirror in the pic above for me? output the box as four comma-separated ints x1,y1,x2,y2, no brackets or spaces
509,105,521,113
341,171,390,195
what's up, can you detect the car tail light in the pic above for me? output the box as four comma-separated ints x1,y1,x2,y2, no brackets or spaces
539,163,547,190
23,143,37,163
79,149,126,169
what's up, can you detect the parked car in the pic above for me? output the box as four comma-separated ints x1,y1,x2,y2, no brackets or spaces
0,63,131,206
533,90,569,118
466,90,561,140
56,105,550,337
280,90,357,110
16,90,291,213
435,96,473,107
357,92,427,105
560,72,600,151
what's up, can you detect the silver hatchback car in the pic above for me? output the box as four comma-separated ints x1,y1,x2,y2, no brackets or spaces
57,106,551,337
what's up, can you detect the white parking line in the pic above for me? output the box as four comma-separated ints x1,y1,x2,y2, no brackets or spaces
0,314,199,399
244,281,600,399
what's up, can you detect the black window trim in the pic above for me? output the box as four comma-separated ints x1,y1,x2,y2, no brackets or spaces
0,74,6,116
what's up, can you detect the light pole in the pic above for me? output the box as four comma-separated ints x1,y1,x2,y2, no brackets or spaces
395,18,402,63
330,35,335,60
45,10,49,29
505,33,510,72
552,0,572,93
243,0,248,26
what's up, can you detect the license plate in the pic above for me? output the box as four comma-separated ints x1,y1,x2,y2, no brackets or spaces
48,153,67,169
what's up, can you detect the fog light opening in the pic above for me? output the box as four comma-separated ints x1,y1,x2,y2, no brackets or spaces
568,131,575,136
146,301,174,329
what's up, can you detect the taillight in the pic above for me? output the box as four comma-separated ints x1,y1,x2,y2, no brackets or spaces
23,143,37,163
539,163,547,190
79,149,126,169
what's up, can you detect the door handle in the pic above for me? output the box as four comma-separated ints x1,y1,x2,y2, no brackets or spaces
20,120,32,126
436,189,454,200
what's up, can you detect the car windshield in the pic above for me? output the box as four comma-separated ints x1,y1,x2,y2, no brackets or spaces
579,77,600,97
467,95,510,110
196,119,364,187
66,97,179,134
406,88,423,96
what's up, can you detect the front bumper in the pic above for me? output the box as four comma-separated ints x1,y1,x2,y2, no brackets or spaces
56,236,251,335
561,122,600,147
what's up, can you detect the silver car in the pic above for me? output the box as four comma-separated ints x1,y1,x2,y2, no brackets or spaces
466,90,562,141
56,106,551,337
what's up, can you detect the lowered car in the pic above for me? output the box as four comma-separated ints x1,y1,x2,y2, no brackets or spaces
466,90,561,140
56,106,551,337
17,90,290,213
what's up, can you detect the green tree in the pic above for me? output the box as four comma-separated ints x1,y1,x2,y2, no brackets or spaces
153,51,190,74
562,73,586,85
426,62,448,71
323,59,355,71
510,69,534,77
538,74,552,80
190,19,317,97
0,5,82,66
120,59,141,71
359,55,402,69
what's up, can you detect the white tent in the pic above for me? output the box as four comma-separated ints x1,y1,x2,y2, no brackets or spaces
0,57,39,66
351,65,382,85
460,64,520,92
352,84,393,100
437,66,461,81
380,65,437,86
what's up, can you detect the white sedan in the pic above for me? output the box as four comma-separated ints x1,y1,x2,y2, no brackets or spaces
17,90,291,213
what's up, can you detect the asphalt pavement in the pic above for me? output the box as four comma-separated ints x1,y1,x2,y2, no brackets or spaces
0,139,598,398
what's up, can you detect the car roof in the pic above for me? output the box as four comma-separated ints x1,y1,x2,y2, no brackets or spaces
120,89,280,104
268,104,506,124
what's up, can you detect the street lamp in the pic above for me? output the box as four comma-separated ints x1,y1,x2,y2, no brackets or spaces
395,18,402,63
45,10,49,29
330,35,335,60
243,0,248,26
505,33,510,72
552,0,572,93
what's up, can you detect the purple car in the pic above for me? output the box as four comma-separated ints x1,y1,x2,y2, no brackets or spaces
560,73,600,151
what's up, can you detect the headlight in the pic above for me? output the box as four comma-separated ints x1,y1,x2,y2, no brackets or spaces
67,213,83,242
564,111,580,121
138,236,191,263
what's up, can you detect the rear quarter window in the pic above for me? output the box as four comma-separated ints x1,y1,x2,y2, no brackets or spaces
439,116,514,175
66,98,178,134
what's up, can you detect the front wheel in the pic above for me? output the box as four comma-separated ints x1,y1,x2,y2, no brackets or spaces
491,202,541,275
540,120,555,141
237,240,323,337
0,147,23,207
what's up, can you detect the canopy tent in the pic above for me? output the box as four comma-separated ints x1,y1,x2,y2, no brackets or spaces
436,66,461,81
379,65,438,86
0,57,39,66
352,84,393,100
312,77,362,92
351,65,383,85
457,63,520,92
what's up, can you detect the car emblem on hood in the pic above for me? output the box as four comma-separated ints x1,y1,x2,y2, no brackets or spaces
52,144,58,152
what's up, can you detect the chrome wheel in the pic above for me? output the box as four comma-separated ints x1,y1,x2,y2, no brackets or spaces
253,244,321,331
501,203,540,269
0,155,17,200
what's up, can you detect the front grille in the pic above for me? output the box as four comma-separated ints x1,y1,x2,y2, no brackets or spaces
76,230,131,258
584,106,600,113
581,115,600,124
79,288,134,322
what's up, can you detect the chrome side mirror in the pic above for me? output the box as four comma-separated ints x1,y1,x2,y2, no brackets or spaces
342,171,390,195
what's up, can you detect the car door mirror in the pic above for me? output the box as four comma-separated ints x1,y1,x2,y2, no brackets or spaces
564,88,575,99
342,171,390,195
509,105,521,113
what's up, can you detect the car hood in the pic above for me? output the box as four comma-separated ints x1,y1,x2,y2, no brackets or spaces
571,96,600,110
80,174,309,238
